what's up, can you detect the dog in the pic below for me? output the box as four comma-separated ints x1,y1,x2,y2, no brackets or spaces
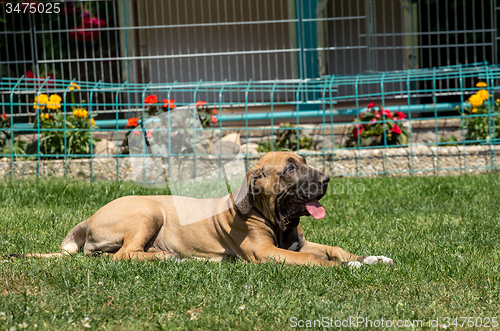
18,152,393,268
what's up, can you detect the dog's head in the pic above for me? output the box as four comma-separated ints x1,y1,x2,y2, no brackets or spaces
234,152,330,230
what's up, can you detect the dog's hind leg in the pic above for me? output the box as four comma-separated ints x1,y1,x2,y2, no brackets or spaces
108,219,177,261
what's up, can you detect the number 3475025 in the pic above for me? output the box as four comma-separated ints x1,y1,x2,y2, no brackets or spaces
5,2,61,14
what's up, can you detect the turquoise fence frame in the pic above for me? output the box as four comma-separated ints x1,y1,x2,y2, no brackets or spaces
0,62,499,179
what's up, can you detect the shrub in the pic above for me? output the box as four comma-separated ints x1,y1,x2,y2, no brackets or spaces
122,96,219,155
0,114,27,156
31,89,98,157
459,82,500,143
345,103,410,147
257,122,316,152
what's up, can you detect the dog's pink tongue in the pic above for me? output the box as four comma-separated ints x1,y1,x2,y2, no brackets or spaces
305,199,326,219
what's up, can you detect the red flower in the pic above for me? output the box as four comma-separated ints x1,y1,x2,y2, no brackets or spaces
360,111,368,119
1,114,7,121
25,70,35,79
146,130,153,138
195,100,207,107
367,102,376,109
144,95,158,104
394,111,406,120
162,99,176,109
70,27,98,42
382,109,392,118
391,125,402,134
211,116,218,123
83,17,106,28
127,118,139,128
352,124,363,138
212,109,217,115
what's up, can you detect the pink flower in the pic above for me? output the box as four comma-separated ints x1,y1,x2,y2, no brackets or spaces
352,124,363,138
391,125,402,135
382,109,392,118
374,111,381,118
146,130,153,138
394,111,406,120
83,17,106,28
367,102,376,109
360,111,368,119
369,118,377,125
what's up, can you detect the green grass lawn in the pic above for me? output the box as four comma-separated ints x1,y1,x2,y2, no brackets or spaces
1,174,499,330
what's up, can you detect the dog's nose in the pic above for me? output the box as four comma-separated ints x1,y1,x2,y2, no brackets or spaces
319,176,330,186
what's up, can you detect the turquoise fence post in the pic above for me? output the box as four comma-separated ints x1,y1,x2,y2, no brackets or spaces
9,76,24,177
166,81,176,180
140,82,152,183
432,68,439,175
89,80,102,181
193,80,204,180
459,64,466,173
328,75,335,176
406,70,415,176
244,80,252,171
116,81,128,180
295,0,320,111
270,79,277,152
62,79,76,178
218,79,227,177
35,77,51,177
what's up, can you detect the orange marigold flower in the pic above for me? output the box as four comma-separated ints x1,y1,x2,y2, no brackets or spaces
212,109,217,115
477,89,489,101
127,117,139,128
144,95,158,104
195,100,207,107
469,94,483,108
476,82,487,88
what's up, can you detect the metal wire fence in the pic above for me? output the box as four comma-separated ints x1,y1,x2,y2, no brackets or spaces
0,1,499,180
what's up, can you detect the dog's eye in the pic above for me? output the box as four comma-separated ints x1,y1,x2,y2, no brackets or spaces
285,163,295,173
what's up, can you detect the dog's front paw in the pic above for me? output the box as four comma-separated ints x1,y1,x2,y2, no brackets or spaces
347,261,362,269
363,256,393,266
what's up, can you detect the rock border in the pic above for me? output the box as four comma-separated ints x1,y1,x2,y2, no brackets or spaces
1,144,499,180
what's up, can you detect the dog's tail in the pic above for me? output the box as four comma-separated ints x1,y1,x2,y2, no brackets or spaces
4,219,89,259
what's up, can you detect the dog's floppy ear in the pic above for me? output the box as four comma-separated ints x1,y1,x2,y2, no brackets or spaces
234,167,262,215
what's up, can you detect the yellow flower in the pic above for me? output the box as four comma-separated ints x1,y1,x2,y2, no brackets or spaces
472,108,478,113
69,82,80,90
468,94,483,108
72,108,88,118
476,82,487,87
477,89,489,101
40,113,50,119
496,99,500,103
90,118,96,127
46,94,62,110
33,94,49,110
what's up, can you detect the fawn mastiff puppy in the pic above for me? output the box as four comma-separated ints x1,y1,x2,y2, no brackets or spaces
24,152,393,267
